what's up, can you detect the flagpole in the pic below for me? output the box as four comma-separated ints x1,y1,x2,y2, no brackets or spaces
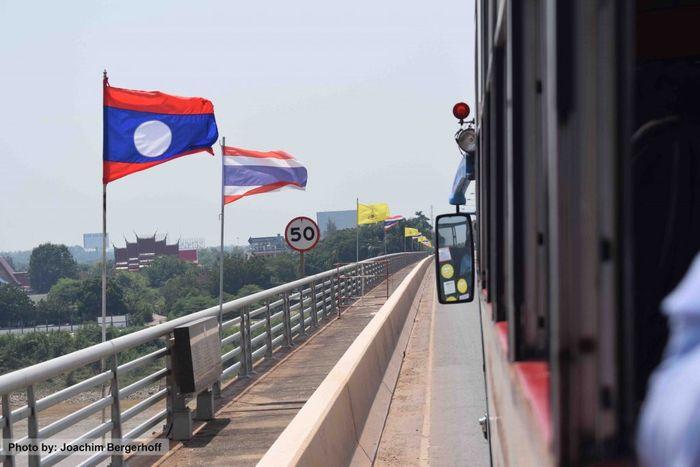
356,198,359,263
100,70,108,445
219,137,226,334
101,70,108,345
101,183,107,343
383,223,386,255
403,219,406,252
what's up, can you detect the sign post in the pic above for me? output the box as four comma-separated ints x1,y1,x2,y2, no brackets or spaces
285,216,320,278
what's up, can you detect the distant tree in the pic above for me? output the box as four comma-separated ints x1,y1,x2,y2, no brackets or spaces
40,278,82,323
112,271,162,324
72,277,129,322
325,219,338,235
266,253,299,284
28,243,78,293
81,259,115,280
210,251,270,297
143,256,192,288
0,284,35,327
160,266,211,309
411,211,433,234
235,284,263,299
168,295,217,320
305,228,358,272
196,248,219,270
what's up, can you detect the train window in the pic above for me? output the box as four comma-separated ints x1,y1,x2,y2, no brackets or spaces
505,0,548,360
624,0,700,436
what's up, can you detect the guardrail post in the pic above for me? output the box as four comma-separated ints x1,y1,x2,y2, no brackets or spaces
333,272,340,316
386,260,390,298
2,394,15,467
359,264,364,296
282,292,293,347
165,336,192,441
26,386,38,467
239,308,250,377
298,287,306,338
336,275,346,312
110,354,124,467
317,280,324,320
265,298,273,359
245,308,254,374
310,281,318,328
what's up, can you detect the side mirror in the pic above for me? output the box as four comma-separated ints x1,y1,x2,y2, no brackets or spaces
434,213,475,304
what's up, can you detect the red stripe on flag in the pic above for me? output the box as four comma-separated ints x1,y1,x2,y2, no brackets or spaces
223,181,303,205
103,147,213,184
222,146,294,160
104,86,215,115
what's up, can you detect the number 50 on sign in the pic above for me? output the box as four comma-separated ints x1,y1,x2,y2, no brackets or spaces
284,216,320,252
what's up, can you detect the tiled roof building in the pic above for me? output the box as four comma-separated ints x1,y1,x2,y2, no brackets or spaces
114,234,197,271
0,256,30,291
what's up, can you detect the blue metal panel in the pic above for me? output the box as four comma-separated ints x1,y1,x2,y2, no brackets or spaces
449,155,474,205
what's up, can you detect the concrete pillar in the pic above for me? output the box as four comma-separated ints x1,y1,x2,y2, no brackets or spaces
194,389,214,420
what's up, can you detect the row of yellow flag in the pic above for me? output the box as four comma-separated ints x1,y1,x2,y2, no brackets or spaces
357,203,390,225
357,202,432,248
405,227,432,248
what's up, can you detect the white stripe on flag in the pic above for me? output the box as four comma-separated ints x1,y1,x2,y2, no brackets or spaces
223,156,304,168
224,186,260,196
223,184,305,196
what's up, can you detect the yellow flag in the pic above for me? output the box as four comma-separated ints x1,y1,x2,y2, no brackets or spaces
357,203,389,225
417,235,428,243
404,227,420,237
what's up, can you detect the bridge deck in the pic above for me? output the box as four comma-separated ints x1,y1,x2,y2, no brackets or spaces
375,267,490,466
141,263,417,467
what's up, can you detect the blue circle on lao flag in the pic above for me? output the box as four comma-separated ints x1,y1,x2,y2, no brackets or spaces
133,120,172,157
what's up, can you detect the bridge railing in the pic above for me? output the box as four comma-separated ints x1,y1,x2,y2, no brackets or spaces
0,252,426,467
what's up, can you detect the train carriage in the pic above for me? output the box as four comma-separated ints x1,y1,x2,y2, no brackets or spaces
472,0,700,465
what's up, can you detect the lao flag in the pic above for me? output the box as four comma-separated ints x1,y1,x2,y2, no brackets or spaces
103,84,218,184
222,146,307,205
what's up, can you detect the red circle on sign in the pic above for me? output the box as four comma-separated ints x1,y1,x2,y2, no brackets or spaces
284,216,320,252
452,102,470,120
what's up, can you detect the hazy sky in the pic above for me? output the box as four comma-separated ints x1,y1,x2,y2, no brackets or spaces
0,0,475,251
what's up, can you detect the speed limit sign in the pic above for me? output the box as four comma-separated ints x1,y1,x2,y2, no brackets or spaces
284,216,320,252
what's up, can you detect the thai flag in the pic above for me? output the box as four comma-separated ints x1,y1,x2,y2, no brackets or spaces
222,146,308,205
384,215,404,231
103,83,218,184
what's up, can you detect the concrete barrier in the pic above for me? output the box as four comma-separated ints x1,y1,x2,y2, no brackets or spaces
258,257,432,467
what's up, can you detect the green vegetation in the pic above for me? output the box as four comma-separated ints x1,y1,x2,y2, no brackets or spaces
0,283,35,327
0,214,432,370
0,323,163,386
28,243,79,293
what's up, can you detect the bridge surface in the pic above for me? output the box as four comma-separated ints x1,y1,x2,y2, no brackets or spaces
143,263,417,466
375,267,489,466
149,262,488,466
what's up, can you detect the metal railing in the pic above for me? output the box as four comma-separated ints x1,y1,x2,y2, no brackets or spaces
0,252,425,467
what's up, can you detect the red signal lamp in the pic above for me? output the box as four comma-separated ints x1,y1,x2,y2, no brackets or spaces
452,102,470,122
